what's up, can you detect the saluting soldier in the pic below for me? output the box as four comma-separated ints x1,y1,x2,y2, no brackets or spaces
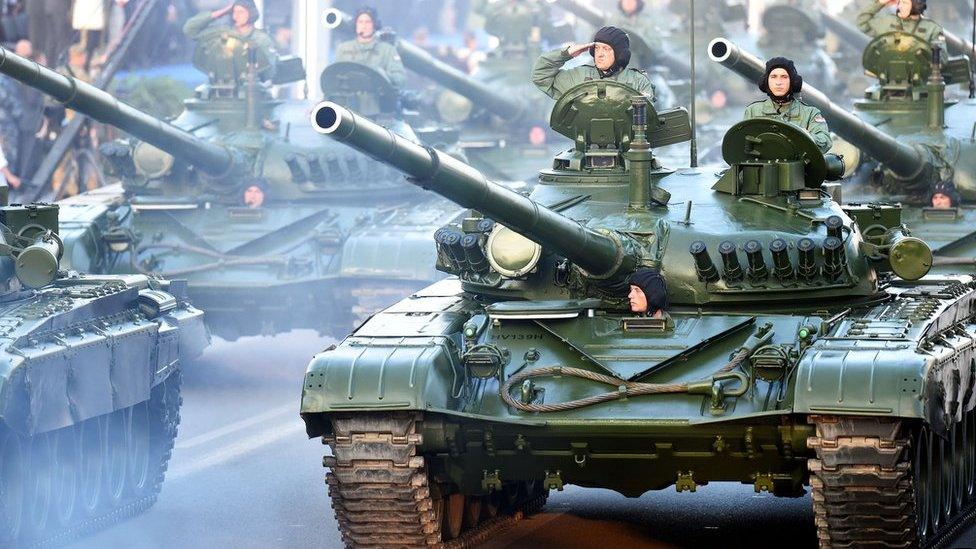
334,7,406,89
184,0,278,81
743,57,832,153
857,0,943,45
532,26,653,101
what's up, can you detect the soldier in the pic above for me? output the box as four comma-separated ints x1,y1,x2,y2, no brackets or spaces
334,8,406,89
929,181,960,209
532,25,653,100
183,0,278,81
857,0,943,45
743,57,832,153
243,178,268,208
627,267,668,318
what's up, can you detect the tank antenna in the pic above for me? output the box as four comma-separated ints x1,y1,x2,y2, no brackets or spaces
689,0,699,167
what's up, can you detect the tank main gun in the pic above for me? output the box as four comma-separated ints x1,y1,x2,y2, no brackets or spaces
709,38,934,184
323,8,528,123
0,47,239,179
820,9,976,66
312,101,637,283
548,0,692,78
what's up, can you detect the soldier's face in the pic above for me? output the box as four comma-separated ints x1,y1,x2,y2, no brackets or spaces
593,42,615,71
244,185,265,208
232,5,251,26
356,14,375,39
931,192,953,209
767,68,791,98
896,0,914,18
628,285,648,313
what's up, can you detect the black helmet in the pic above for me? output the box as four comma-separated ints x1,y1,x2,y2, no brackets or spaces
758,56,802,99
929,181,960,206
910,0,927,15
589,26,632,74
627,267,669,312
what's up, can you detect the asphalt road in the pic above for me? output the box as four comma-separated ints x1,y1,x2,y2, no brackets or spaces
63,330,976,549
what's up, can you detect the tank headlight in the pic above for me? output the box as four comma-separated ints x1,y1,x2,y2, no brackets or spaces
132,142,175,179
827,136,861,179
436,90,473,124
485,224,541,278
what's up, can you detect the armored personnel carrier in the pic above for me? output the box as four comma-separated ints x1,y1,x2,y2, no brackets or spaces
0,38,460,339
711,36,976,273
0,196,207,546
302,78,976,547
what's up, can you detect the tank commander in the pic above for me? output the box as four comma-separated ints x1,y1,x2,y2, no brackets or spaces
743,57,832,153
183,0,278,81
532,25,653,100
857,0,943,45
929,181,960,209
334,7,406,89
627,267,668,318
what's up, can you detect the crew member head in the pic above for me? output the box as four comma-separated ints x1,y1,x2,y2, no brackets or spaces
759,56,802,102
243,179,268,208
895,0,926,20
355,7,380,42
930,181,959,209
617,0,645,17
232,0,260,28
590,26,632,75
627,267,668,317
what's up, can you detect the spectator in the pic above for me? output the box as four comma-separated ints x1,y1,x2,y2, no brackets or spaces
72,0,108,71
28,0,73,66
0,143,22,189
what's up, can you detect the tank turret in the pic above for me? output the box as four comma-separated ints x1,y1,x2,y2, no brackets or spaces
313,79,931,305
709,37,970,198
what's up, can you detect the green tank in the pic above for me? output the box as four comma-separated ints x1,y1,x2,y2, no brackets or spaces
0,198,208,546
301,79,976,547
710,36,976,274
0,43,462,339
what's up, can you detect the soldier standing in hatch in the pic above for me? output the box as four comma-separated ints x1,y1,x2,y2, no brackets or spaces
334,7,406,89
857,0,943,45
532,25,653,101
183,0,278,81
743,57,832,153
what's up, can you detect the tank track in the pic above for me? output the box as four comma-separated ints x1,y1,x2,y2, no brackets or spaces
2,371,183,549
322,412,547,548
808,414,976,548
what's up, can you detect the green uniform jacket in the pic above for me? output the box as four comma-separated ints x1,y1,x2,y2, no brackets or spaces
183,11,278,80
334,39,406,88
532,47,653,101
743,98,833,153
856,1,943,44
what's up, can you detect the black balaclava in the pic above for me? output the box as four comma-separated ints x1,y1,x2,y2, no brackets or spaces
627,267,669,314
590,26,632,77
758,56,802,104
233,0,260,24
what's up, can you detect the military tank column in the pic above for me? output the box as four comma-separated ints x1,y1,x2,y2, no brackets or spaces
6,0,976,547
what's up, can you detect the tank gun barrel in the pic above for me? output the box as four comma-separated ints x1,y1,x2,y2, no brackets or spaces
820,10,976,65
0,48,234,177
323,8,526,121
708,38,927,180
312,102,635,280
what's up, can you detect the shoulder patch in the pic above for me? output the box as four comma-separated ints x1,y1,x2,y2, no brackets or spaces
813,114,825,123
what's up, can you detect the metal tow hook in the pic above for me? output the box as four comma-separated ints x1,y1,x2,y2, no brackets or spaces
687,372,749,416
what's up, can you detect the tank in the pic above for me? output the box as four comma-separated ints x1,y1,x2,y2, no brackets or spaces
301,79,976,547
0,44,463,339
0,198,207,546
710,36,976,273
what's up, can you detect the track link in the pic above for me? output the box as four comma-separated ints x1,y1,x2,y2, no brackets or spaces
808,415,918,548
323,412,547,548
